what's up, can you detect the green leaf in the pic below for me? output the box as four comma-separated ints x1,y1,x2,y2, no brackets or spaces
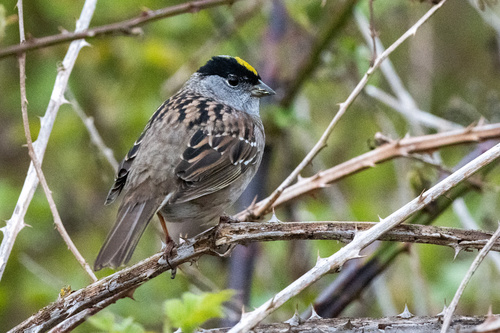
164,290,235,333
86,312,145,333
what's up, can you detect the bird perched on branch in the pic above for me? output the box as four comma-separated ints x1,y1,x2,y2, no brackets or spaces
95,56,275,270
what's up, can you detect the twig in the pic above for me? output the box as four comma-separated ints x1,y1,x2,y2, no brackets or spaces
229,128,499,331
368,0,377,64
10,220,500,332
354,8,418,110
67,91,119,171
0,0,97,281
365,85,463,131
249,0,448,220
16,0,97,282
0,0,238,60
453,198,500,274
440,223,500,332
355,9,462,132
236,123,500,219
215,222,500,252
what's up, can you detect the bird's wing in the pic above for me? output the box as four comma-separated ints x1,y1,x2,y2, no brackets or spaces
104,99,169,205
172,119,263,203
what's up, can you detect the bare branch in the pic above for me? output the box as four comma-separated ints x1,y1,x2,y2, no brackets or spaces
0,0,97,281
67,91,119,171
202,315,485,332
440,223,500,332
9,220,500,332
365,85,463,131
16,0,97,282
248,0,448,220
0,0,238,60
238,123,500,220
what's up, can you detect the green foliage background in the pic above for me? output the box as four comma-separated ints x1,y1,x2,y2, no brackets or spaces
1,0,500,331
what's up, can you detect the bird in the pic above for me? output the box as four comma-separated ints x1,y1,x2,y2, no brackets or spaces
94,55,275,270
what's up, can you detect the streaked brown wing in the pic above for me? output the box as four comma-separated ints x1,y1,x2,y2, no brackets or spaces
172,127,260,203
105,99,170,205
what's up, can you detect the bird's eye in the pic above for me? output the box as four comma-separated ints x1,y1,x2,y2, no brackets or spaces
227,74,239,87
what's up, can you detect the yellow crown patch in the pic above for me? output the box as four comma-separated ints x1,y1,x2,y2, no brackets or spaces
235,57,258,76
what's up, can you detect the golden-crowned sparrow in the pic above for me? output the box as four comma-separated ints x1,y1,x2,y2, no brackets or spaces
94,56,275,270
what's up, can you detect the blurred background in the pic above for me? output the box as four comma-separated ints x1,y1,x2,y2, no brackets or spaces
2,0,500,331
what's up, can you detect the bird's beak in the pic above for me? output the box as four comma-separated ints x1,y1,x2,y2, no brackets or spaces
251,80,276,97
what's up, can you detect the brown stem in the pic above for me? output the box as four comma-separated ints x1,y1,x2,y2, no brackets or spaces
0,0,237,59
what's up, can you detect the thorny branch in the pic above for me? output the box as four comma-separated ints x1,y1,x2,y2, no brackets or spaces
248,0,448,220
0,0,238,59
440,223,500,332
237,123,500,220
16,0,97,281
0,0,97,281
229,125,499,332
10,221,500,332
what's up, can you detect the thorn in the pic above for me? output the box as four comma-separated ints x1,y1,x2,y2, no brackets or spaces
246,196,259,212
436,304,447,317
316,251,324,264
465,122,476,132
397,304,414,319
378,216,384,222
308,305,322,320
418,189,426,203
80,40,92,48
125,287,137,300
284,307,301,326
363,161,376,168
60,96,70,105
240,305,247,319
268,296,276,309
268,209,282,223
351,253,365,260
487,304,493,317
352,231,364,242
341,319,354,329
452,244,462,260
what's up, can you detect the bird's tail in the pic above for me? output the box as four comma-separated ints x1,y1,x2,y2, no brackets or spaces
94,199,158,270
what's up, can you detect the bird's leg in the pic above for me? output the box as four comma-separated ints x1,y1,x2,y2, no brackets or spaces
158,212,177,278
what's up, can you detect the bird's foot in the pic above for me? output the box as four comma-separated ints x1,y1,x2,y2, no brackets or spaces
219,214,238,224
162,238,178,279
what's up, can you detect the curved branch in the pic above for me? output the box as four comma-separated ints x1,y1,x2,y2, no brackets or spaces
0,0,237,59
